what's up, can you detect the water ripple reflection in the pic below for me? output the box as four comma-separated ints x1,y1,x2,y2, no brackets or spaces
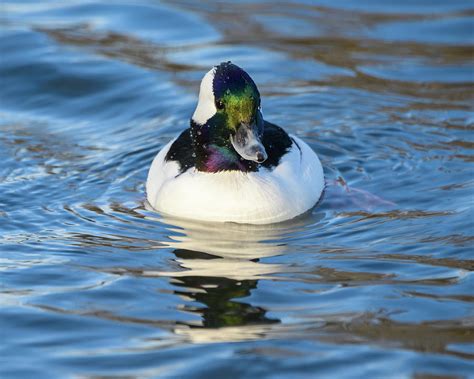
1,0,473,378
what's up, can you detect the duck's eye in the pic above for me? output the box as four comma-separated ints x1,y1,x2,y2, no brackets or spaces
215,99,225,110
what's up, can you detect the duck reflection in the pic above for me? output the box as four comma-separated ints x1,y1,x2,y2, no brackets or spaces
172,249,278,329
154,215,316,343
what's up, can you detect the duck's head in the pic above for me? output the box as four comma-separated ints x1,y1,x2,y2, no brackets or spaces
192,62,267,163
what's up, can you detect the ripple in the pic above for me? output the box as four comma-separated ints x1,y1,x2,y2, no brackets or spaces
1,1,473,378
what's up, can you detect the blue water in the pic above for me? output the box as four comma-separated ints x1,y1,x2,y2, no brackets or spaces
1,1,473,378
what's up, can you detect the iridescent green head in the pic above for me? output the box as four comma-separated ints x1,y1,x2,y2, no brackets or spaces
192,62,267,164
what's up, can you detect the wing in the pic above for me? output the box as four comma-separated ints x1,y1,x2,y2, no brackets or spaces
261,121,293,169
164,128,195,173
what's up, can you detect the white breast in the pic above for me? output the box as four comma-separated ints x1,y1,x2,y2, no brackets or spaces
146,135,324,224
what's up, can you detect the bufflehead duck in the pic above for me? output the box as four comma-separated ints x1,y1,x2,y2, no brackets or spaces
146,62,324,224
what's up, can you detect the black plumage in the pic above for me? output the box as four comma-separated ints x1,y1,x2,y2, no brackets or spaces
165,120,293,174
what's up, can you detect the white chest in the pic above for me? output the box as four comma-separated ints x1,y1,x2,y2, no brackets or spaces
146,136,324,224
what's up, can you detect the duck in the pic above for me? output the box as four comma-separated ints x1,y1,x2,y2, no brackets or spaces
146,62,324,224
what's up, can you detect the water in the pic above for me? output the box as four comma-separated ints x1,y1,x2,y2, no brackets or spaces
1,1,473,378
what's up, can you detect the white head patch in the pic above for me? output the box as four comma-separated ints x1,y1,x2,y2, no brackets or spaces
192,67,217,125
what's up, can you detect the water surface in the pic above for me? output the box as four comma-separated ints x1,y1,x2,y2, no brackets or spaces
1,1,473,378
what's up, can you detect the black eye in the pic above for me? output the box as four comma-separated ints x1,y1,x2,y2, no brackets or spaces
215,99,225,110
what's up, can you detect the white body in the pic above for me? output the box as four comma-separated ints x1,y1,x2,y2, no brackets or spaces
146,135,324,224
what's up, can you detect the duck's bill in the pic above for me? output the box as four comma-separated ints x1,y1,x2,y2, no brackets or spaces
230,121,268,163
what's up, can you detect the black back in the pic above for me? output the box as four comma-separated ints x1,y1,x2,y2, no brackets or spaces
165,121,293,174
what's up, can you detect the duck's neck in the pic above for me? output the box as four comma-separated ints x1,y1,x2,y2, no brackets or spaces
190,118,257,173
